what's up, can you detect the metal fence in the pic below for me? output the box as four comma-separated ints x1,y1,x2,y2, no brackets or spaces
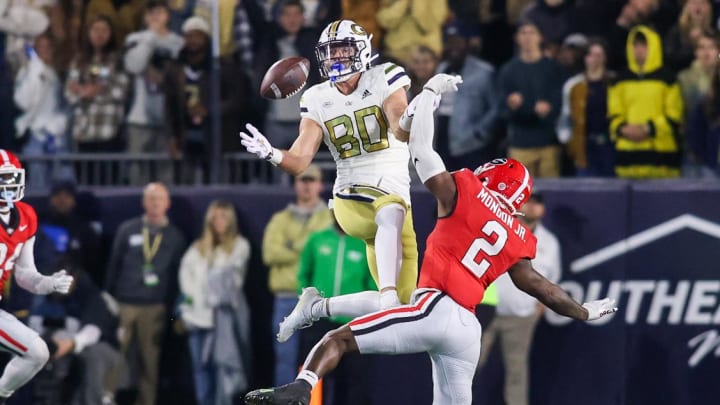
18,152,337,188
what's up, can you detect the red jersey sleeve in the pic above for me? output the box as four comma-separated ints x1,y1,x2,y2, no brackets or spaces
16,202,38,238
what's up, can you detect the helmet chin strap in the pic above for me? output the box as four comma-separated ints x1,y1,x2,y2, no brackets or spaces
329,68,358,86
328,51,378,86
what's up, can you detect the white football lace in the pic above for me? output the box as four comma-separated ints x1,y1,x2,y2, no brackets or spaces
285,81,307,98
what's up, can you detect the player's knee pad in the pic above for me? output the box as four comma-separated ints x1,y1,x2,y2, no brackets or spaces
25,335,50,367
432,356,475,405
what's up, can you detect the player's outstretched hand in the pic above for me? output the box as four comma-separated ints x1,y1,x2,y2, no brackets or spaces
50,270,74,294
399,92,441,132
424,74,463,95
239,124,274,160
582,298,618,321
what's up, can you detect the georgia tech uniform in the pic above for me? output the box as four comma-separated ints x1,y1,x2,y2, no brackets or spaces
300,62,418,304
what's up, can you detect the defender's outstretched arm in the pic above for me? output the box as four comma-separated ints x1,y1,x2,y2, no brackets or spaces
407,75,463,217
508,259,618,321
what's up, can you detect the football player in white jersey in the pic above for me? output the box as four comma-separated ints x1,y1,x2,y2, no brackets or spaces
0,150,74,404
241,20,434,342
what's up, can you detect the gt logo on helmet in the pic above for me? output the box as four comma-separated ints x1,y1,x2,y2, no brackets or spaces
350,24,367,36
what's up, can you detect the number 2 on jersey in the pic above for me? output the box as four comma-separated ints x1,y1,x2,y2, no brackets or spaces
324,105,390,159
461,220,508,278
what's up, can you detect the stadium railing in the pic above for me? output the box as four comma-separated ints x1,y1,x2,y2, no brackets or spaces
17,152,337,187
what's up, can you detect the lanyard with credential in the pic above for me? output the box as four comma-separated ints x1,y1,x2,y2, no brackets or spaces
142,226,163,272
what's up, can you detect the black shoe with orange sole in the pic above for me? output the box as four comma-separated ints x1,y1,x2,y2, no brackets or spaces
244,380,312,405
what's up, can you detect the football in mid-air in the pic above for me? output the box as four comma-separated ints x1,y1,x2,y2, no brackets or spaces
260,56,310,100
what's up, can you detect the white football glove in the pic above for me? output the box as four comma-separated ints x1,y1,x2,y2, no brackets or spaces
582,298,618,321
399,93,441,132
423,73,463,94
239,124,283,165
48,270,74,294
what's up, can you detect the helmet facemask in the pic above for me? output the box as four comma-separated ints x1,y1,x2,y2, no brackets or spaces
315,39,367,83
476,174,523,216
0,168,25,210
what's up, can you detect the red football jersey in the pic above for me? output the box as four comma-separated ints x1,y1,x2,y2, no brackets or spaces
418,169,537,311
0,202,38,293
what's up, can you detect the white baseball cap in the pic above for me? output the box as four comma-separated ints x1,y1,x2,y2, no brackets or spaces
182,16,210,36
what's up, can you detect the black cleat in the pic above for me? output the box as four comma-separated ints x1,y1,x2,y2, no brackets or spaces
244,381,311,405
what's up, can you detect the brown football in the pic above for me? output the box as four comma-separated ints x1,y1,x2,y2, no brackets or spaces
260,56,311,100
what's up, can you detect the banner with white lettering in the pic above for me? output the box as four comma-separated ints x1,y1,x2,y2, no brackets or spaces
529,181,720,405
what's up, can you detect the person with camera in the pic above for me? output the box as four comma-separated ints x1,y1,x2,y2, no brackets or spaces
124,0,184,185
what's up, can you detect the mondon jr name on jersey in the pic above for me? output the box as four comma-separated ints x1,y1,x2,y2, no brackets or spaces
300,62,412,204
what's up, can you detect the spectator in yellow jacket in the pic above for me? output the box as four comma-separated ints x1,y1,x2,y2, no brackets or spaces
376,0,448,66
262,164,333,386
608,25,684,178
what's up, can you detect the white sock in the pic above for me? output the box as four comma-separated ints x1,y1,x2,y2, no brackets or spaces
327,291,381,318
0,335,49,397
380,289,402,309
296,369,319,388
374,204,405,291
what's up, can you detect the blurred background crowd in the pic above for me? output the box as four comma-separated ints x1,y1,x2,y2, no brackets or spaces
1,0,719,189
0,0,719,404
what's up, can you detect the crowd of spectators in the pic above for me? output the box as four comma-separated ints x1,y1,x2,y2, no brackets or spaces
0,0,718,188
4,181,256,405
3,1,720,404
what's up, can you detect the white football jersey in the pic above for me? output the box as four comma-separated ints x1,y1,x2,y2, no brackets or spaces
300,63,412,204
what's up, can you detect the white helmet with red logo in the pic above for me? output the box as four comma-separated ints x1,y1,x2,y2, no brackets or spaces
474,158,532,216
0,150,25,205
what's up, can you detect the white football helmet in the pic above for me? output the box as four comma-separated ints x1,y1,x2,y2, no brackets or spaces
315,20,376,83
0,149,25,206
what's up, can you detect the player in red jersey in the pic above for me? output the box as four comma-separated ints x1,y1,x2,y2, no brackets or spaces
244,75,618,405
0,150,74,404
